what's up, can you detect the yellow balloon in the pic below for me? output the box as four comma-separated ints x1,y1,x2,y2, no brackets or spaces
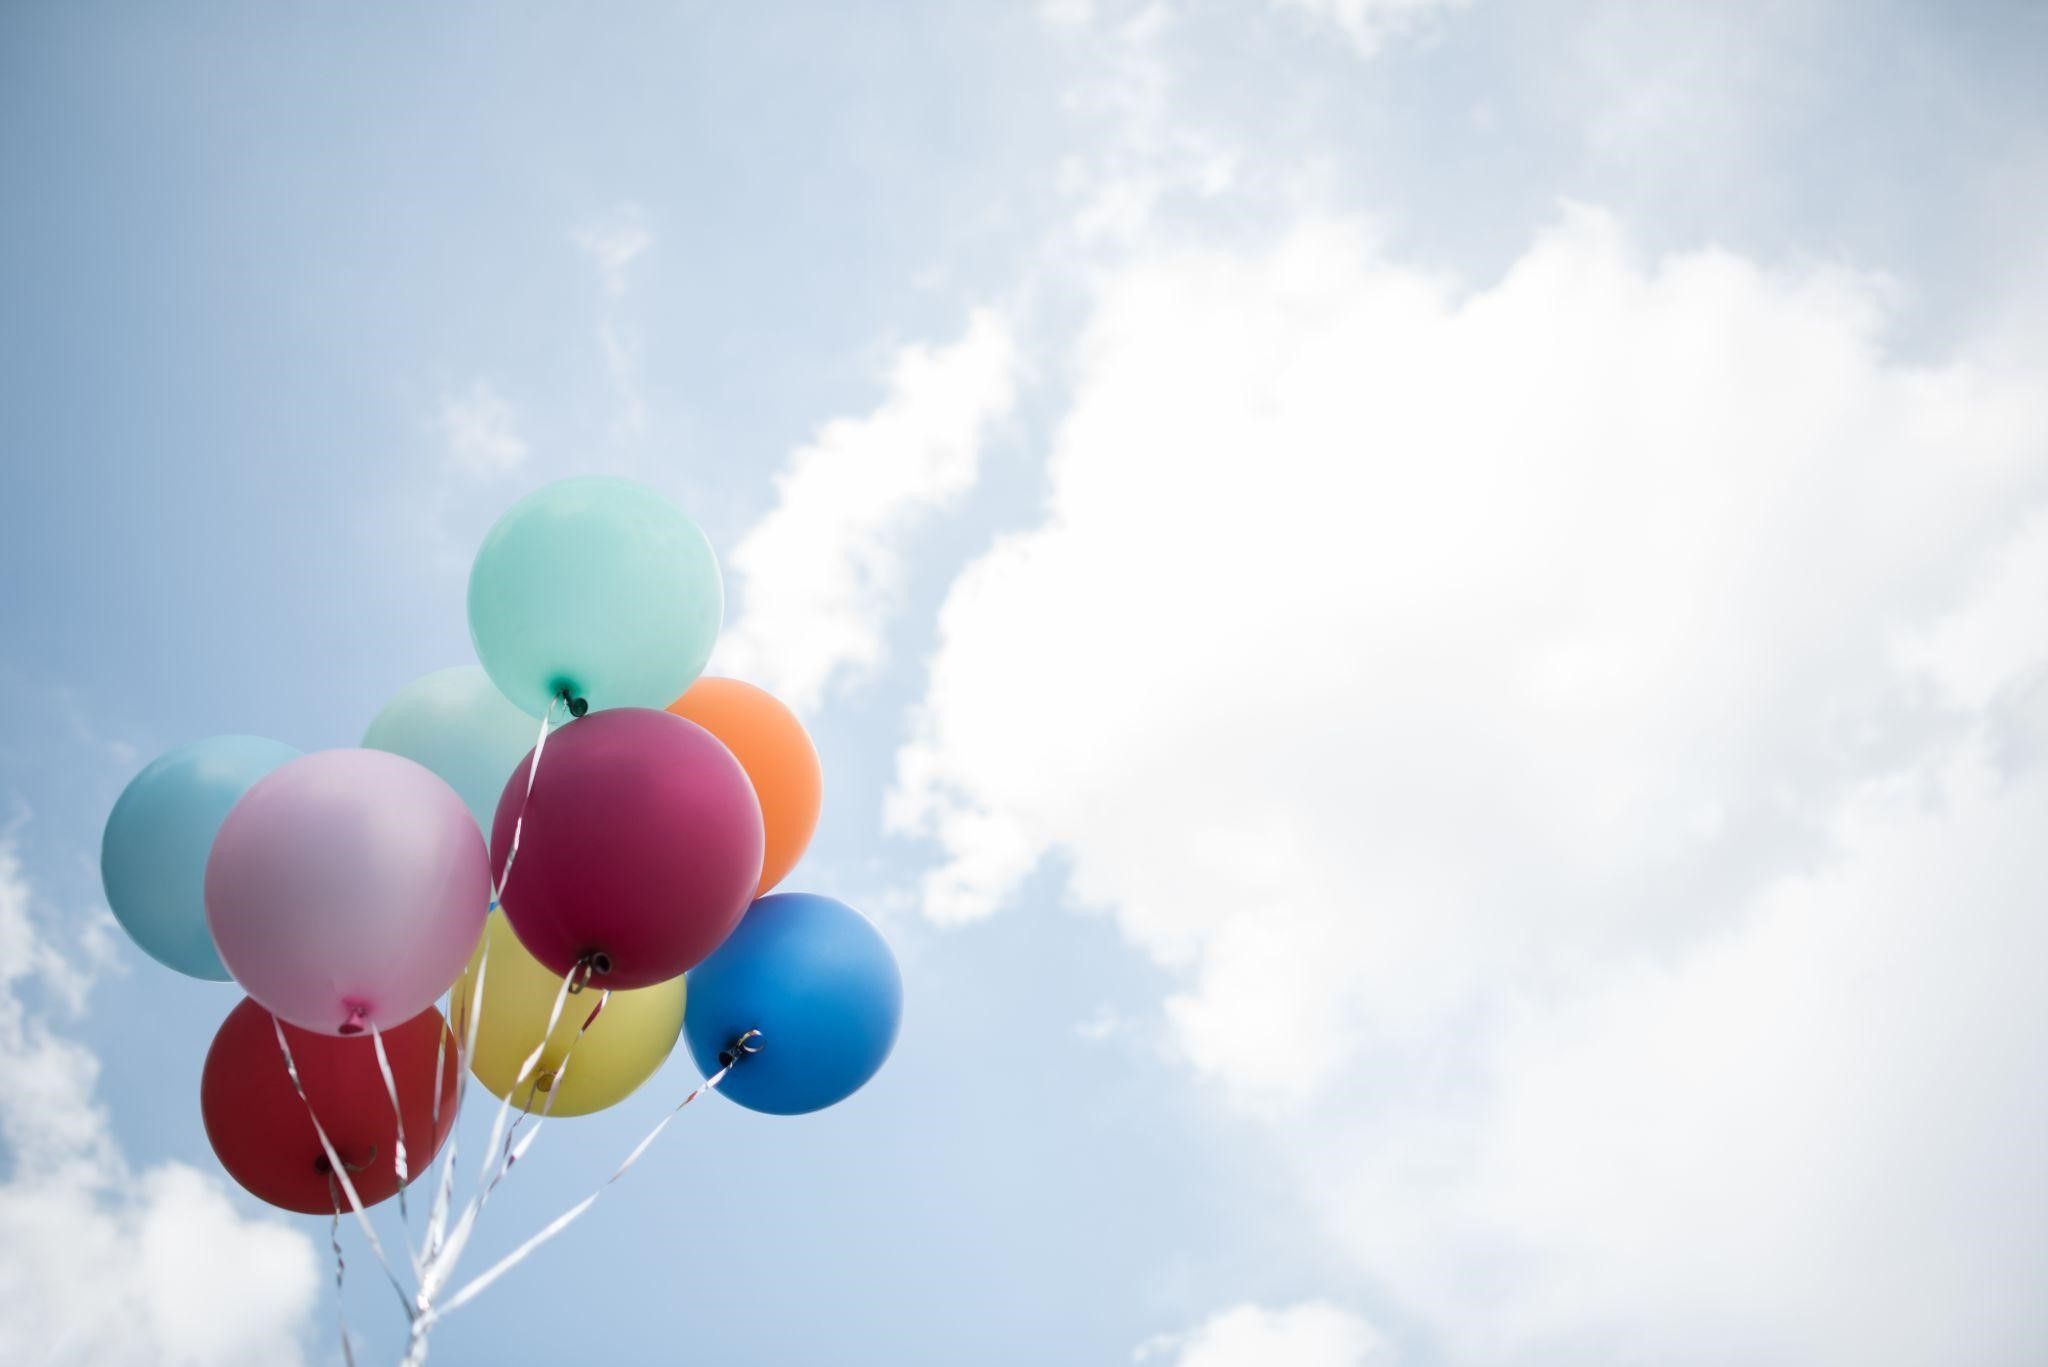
450,912,684,1117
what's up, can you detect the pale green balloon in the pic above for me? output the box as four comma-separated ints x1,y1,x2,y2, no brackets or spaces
467,476,724,718
363,666,540,832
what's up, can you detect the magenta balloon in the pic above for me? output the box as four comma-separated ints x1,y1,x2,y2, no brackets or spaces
492,708,763,990
205,749,490,1036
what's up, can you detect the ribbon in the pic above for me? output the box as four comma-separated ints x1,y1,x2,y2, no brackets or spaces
323,691,732,1362
489,692,563,907
325,1173,359,1367
409,696,570,1338
367,1022,412,1231
419,1030,762,1328
271,1016,415,1321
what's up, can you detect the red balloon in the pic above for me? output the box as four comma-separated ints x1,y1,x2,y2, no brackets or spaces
492,707,764,990
201,997,458,1215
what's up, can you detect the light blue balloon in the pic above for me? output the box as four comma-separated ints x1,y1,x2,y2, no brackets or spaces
467,476,723,718
683,893,903,1116
100,735,299,980
362,665,540,832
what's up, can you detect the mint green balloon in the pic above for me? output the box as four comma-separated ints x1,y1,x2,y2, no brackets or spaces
362,666,539,832
468,477,724,718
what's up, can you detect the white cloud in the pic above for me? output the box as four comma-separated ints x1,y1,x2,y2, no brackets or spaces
572,203,653,298
0,840,320,1366
574,204,655,437
891,209,2048,1358
439,379,530,477
1073,1004,1127,1042
1034,2,1244,251
1317,741,2048,1366
716,310,1019,711
1039,0,1096,30
1272,0,1466,57
1136,1301,1387,1366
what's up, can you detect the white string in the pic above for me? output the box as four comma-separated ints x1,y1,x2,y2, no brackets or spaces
348,691,632,1365
489,694,561,906
325,1175,359,1367
485,989,610,1200
429,1007,448,1134
419,962,581,1305
368,1023,412,1233
270,1017,416,1320
413,695,568,1315
391,694,558,1367
418,946,488,1281
419,1038,755,1329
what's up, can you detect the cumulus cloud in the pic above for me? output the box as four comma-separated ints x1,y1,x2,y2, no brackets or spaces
716,310,1019,711
0,841,319,1366
1136,1301,1387,1366
1318,742,2048,1366
890,209,2048,1358
439,379,530,478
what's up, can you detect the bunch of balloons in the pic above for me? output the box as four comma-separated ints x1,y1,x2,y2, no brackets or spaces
101,475,902,1236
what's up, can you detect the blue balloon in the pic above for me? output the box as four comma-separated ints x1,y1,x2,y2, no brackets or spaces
684,893,902,1115
468,476,724,719
362,665,539,832
100,735,299,980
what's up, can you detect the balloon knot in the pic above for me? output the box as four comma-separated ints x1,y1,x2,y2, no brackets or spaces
566,952,611,995
718,1028,764,1070
314,1145,374,1176
555,684,589,718
337,1001,370,1036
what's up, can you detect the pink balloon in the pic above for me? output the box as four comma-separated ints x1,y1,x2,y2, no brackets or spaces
492,708,763,990
206,749,489,1036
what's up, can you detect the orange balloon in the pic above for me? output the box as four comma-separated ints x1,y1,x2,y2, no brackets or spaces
667,677,822,898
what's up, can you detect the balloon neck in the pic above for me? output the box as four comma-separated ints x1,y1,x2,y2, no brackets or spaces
553,683,589,718
336,1001,370,1036
718,1028,764,1070
566,952,612,994
314,1145,375,1176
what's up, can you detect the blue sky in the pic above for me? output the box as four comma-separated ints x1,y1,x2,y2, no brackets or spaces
3,2,2047,1364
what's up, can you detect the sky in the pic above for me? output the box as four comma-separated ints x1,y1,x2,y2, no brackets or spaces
2,1,2047,1363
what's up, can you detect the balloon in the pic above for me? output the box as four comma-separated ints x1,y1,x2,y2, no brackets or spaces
202,996,458,1214
667,677,821,898
467,476,723,718
363,665,538,832
451,913,685,1117
493,708,762,990
682,893,902,1116
100,735,299,980
206,749,489,1035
